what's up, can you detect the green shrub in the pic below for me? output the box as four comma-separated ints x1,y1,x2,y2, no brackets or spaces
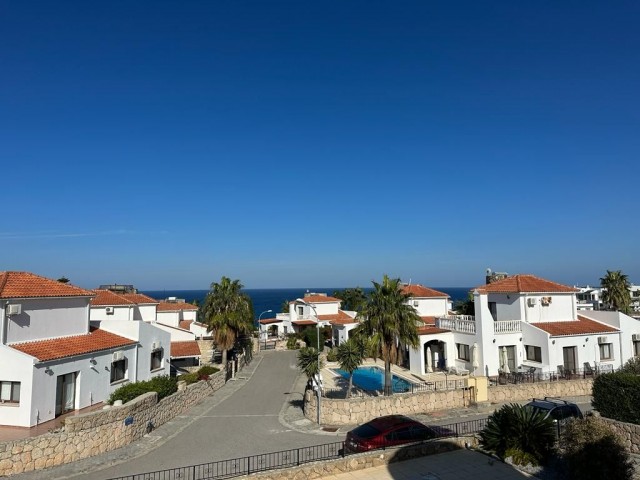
621,356,640,375
181,372,199,385
197,365,219,376
559,416,633,480
109,375,178,404
326,348,338,362
504,448,538,467
592,372,640,424
303,327,324,352
286,334,299,350
479,403,555,466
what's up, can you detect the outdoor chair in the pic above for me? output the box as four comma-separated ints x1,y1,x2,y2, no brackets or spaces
584,362,595,377
557,365,566,379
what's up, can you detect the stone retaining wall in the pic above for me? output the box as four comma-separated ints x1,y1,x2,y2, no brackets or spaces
242,437,474,480
305,378,594,425
0,367,230,476
602,418,640,454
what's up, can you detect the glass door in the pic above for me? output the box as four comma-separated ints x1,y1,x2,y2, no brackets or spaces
563,347,577,374
55,373,76,416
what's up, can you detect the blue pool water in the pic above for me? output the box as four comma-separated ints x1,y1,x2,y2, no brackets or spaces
333,366,415,393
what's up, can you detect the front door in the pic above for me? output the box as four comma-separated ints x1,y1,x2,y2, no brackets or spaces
506,346,516,372
55,373,76,416
563,347,577,374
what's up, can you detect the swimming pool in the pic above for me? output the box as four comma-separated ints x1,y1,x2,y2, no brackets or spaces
332,366,415,393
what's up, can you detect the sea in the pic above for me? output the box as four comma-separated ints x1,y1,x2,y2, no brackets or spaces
142,287,472,319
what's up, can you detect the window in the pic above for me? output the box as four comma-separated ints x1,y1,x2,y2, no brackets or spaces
0,381,20,404
599,343,613,361
110,359,127,383
456,343,470,361
634,341,640,357
151,349,164,371
297,306,304,316
525,345,542,363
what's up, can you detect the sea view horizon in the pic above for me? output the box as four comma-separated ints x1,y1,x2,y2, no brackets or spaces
142,287,472,321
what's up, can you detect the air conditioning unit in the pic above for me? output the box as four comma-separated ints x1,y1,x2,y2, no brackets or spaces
6,304,21,316
105,306,115,315
633,334,640,342
527,298,537,307
598,336,608,344
151,342,159,350
112,351,124,362
413,301,419,307
541,297,552,306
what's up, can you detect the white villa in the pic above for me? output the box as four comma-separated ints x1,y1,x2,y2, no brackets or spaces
0,272,170,428
90,288,204,370
408,274,640,379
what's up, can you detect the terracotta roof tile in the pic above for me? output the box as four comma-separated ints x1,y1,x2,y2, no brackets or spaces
170,341,201,358
417,325,450,335
179,320,194,330
301,294,341,303
0,271,94,299
259,318,281,324
119,293,158,305
419,316,437,325
533,316,619,337
402,285,449,298
157,302,198,312
9,327,136,362
292,320,318,326
318,310,358,325
475,274,578,294
91,289,135,306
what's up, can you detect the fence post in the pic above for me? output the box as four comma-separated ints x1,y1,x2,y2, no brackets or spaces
247,457,251,475
455,423,459,437
297,447,301,466
192,464,196,480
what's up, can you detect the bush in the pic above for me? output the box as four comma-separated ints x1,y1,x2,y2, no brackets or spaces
303,327,324,352
621,356,640,374
592,371,640,424
109,375,178,404
198,365,219,376
181,365,220,385
559,416,633,480
326,348,338,362
286,334,299,350
479,404,555,466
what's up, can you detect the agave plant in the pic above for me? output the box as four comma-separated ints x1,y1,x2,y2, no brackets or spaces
479,403,555,466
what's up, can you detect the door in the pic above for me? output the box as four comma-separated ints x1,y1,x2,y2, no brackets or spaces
563,347,577,374
506,345,516,372
55,373,76,416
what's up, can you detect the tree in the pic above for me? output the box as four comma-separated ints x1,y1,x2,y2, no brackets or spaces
297,347,323,390
600,270,631,314
355,275,420,396
333,287,367,312
559,416,633,479
453,292,474,315
200,276,254,366
336,337,366,398
281,300,290,314
479,404,555,466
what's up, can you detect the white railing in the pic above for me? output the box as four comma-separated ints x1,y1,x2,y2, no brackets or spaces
436,317,476,334
494,320,522,334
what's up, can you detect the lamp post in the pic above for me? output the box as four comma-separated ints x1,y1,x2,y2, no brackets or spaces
258,309,273,350
296,298,323,425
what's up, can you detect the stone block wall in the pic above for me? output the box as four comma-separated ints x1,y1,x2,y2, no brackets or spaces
0,368,229,476
602,418,640,454
305,378,594,425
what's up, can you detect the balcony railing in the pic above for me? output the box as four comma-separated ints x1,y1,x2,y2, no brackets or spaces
493,320,521,334
436,316,476,334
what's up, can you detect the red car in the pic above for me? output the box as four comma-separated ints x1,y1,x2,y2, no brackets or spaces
344,415,439,453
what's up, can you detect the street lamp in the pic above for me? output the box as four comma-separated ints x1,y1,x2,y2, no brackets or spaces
296,298,324,425
258,309,273,350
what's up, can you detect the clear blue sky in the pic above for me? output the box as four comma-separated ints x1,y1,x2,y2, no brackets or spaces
1,1,638,289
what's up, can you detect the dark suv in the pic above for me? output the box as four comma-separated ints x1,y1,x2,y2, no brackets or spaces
525,397,583,423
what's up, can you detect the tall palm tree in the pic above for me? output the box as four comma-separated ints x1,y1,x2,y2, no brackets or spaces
356,275,420,396
201,276,254,365
297,347,323,390
336,336,366,398
600,270,631,314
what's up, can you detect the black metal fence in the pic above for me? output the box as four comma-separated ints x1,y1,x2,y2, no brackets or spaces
490,364,616,386
107,418,486,480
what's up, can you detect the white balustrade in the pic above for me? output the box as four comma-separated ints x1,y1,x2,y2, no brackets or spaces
493,320,522,334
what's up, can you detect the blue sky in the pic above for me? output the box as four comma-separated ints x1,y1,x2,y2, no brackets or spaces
1,1,638,289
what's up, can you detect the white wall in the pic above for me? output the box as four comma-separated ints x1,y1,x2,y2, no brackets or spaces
6,298,90,344
137,305,157,323
291,302,339,318
157,311,180,328
409,333,455,375
90,306,131,322
580,311,640,366
153,323,195,342
522,293,576,323
0,345,34,427
521,322,551,369
488,293,523,321
410,298,449,317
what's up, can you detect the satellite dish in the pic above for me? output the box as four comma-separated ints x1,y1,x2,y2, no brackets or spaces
486,268,492,275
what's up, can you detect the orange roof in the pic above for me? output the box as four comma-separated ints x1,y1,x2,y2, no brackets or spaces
301,294,341,303
157,301,198,312
402,285,449,298
90,290,158,307
259,318,281,324
475,274,578,294
0,271,94,299
533,316,619,337
10,328,136,362
419,316,436,325
179,320,194,329
417,325,450,335
292,320,318,326
318,310,358,325
171,341,201,358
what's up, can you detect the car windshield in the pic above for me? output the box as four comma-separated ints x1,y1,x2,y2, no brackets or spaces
351,423,381,439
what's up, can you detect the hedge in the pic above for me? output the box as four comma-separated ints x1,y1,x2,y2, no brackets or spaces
181,365,220,385
592,372,640,424
108,375,178,405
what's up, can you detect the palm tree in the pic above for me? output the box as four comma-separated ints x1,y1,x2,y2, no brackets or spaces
201,276,254,365
336,337,366,398
297,347,323,390
355,275,420,396
600,270,631,314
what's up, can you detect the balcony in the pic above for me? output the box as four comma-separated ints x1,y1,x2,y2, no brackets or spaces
494,320,522,334
436,315,476,334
